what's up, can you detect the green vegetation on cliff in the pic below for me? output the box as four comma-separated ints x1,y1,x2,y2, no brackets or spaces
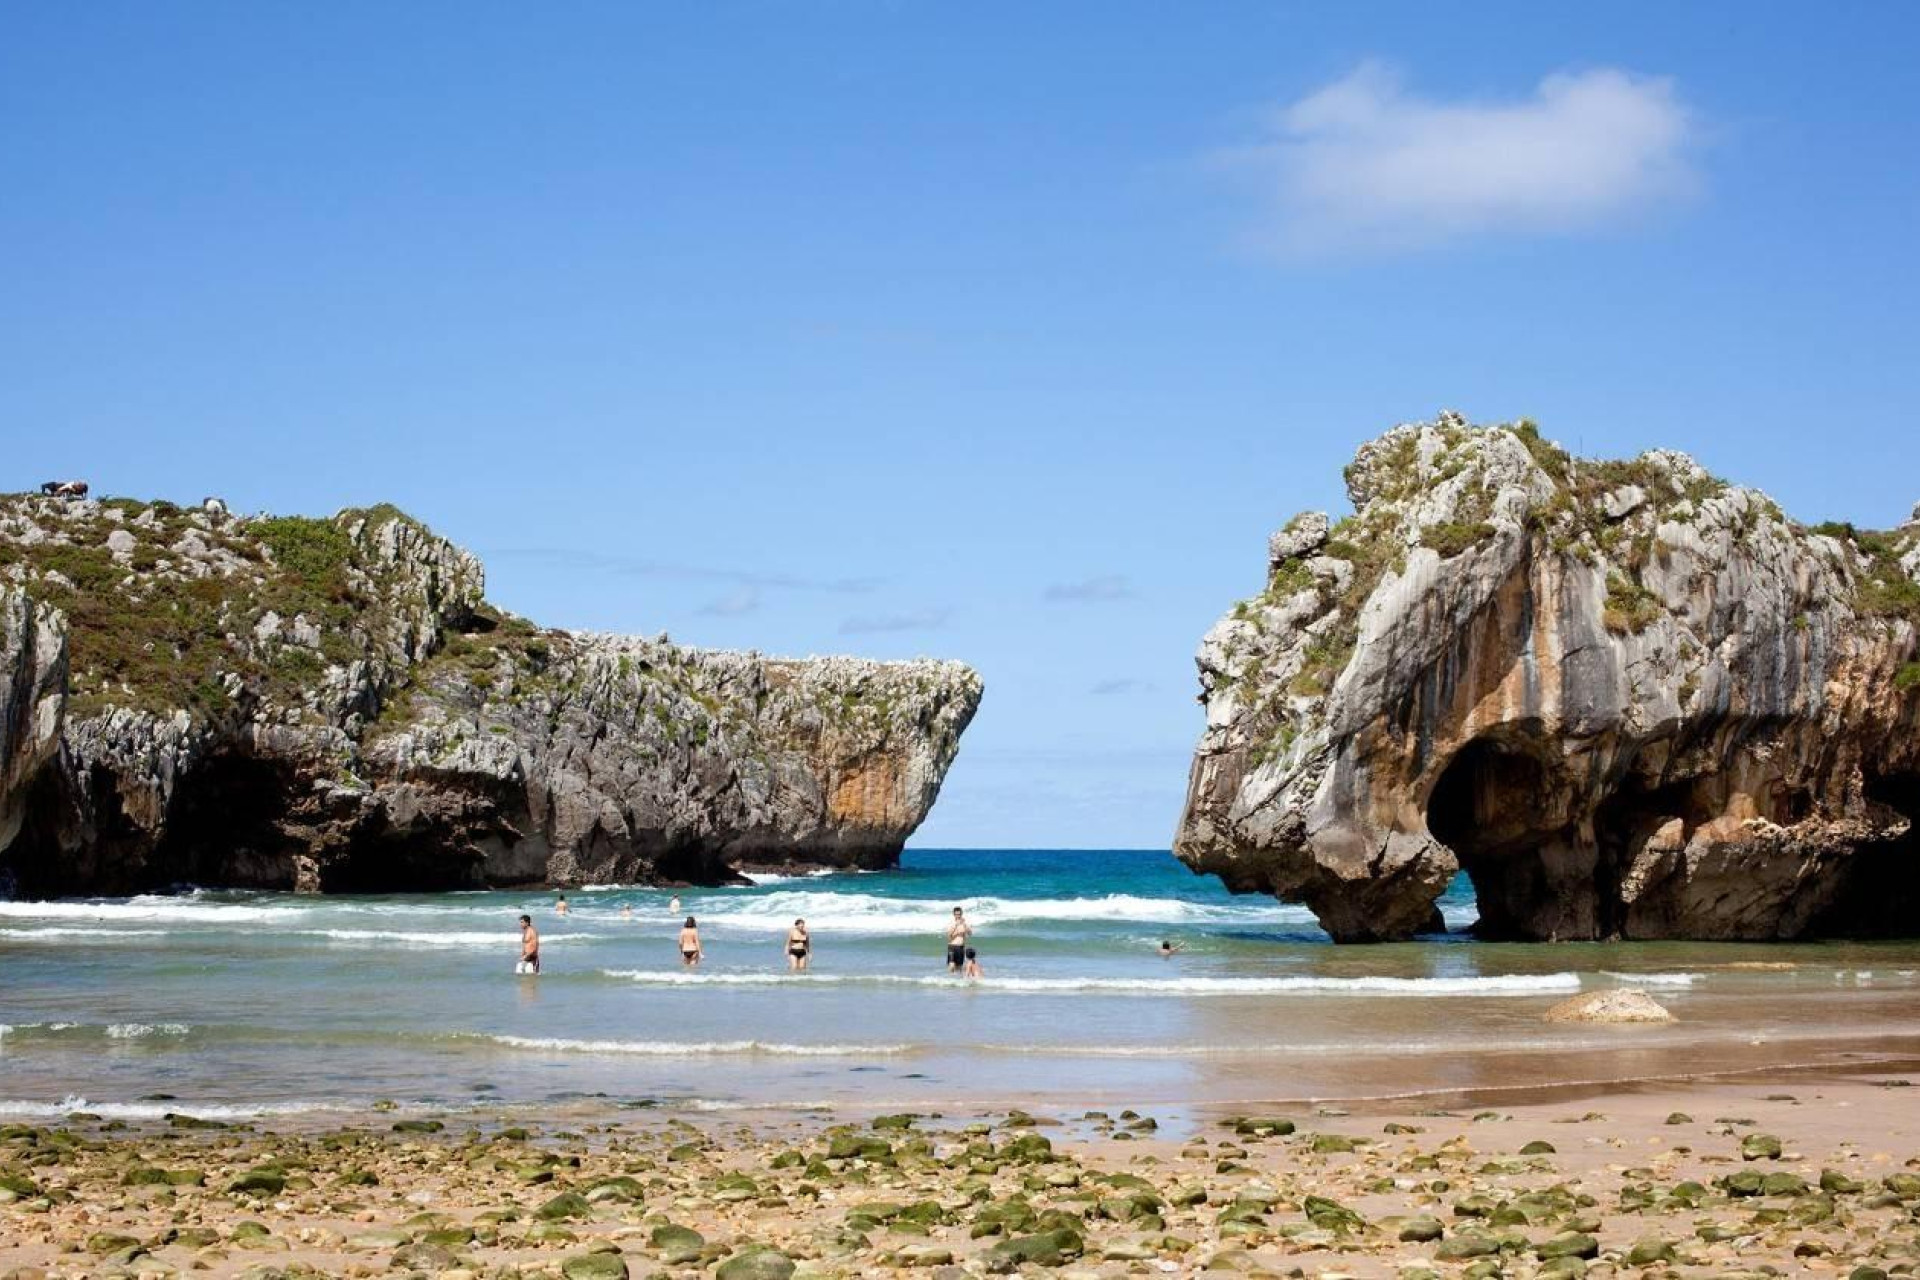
0,496,475,720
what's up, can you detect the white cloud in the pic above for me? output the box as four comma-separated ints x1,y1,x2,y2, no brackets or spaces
697,587,761,617
1218,62,1698,257
840,608,951,635
1044,575,1135,603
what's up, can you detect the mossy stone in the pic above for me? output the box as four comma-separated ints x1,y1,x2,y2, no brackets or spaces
715,1247,796,1280
1434,1232,1498,1260
1626,1237,1676,1265
226,1170,286,1196
1533,1232,1598,1259
537,1190,593,1220
561,1252,629,1280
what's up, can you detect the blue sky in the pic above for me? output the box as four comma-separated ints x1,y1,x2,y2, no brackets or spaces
5,4,1918,848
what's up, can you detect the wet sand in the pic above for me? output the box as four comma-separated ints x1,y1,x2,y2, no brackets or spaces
4,1065,1920,1279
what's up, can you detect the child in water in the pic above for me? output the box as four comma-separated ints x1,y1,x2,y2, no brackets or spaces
962,946,982,979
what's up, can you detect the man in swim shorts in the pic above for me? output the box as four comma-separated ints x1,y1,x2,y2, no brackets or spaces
946,906,971,972
517,914,540,975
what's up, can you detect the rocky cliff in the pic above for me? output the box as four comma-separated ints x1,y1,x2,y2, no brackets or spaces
1175,413,1920,942
0,496,980,895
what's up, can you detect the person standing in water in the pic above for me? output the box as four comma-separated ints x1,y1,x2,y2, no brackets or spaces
786,918,811,972
555,894,570,916
516,914,540,975
669,894,682,915
678,916,703,967
945,906,971,973
963,946,983,979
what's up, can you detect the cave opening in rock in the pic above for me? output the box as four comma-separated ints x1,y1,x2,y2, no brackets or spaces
1812,770,1920,936
1426,736,1584,939
155,749,311,889
317,835,489,894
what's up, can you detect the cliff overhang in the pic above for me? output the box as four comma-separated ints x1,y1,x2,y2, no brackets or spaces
0,496,980,895
1175,413,1920,942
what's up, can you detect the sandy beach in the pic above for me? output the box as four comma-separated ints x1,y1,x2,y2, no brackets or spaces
5,1063,1920,1280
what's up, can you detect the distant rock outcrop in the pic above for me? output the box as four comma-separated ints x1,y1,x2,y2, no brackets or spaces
1175,413,1920,942
0,496,980,895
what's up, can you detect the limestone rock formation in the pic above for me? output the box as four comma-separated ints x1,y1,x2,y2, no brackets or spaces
1,587,66,854
0,496,980,895
1543,989,1673,1024
1175,413,1920,942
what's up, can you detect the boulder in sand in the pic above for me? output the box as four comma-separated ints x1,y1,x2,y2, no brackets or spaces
1544,989,1673,1024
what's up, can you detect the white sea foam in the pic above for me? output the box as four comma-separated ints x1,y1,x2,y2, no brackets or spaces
298,929,594,948
484,1035,912,1057
1,1022,191,1041
739,870,837,886
0,1095,352,1120
104,1023,191,1040
0,926,175,941
687,890,1318,934
1598,972,1702,987
598,969,1580,996
0,897,303,924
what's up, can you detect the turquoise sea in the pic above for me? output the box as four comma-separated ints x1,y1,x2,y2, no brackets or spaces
4,849,1920,1123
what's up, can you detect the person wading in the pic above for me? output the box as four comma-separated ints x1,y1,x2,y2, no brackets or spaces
516,915,540,975
945,907,972,973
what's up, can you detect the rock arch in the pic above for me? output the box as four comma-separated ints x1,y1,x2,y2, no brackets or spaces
1424,733,1594,939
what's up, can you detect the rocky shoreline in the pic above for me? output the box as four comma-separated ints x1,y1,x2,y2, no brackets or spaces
1177,414,1920,943
0,497,980,896
3,1075,1919,1278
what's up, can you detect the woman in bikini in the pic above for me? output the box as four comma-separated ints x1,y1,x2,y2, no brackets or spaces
678,916,703,968
786,918,811,972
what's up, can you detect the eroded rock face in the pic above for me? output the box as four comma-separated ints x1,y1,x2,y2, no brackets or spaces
0,587,66,858
1175,414,1920,942
0,496,980,895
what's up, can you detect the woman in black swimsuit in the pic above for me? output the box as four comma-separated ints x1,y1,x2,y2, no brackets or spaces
786,918,811,972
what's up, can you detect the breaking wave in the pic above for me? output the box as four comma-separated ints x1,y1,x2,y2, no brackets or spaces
0,896,304,924
597,969,1582,996
0,1095,353,1121
687,890,1317,934
482,1035,913,1057
1598,972,1702,987
297,929,595,948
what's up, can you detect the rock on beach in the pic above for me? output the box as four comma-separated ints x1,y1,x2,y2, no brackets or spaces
1544,988,1674,1023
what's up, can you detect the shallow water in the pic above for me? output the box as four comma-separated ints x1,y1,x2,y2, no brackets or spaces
4,848,1919,1119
